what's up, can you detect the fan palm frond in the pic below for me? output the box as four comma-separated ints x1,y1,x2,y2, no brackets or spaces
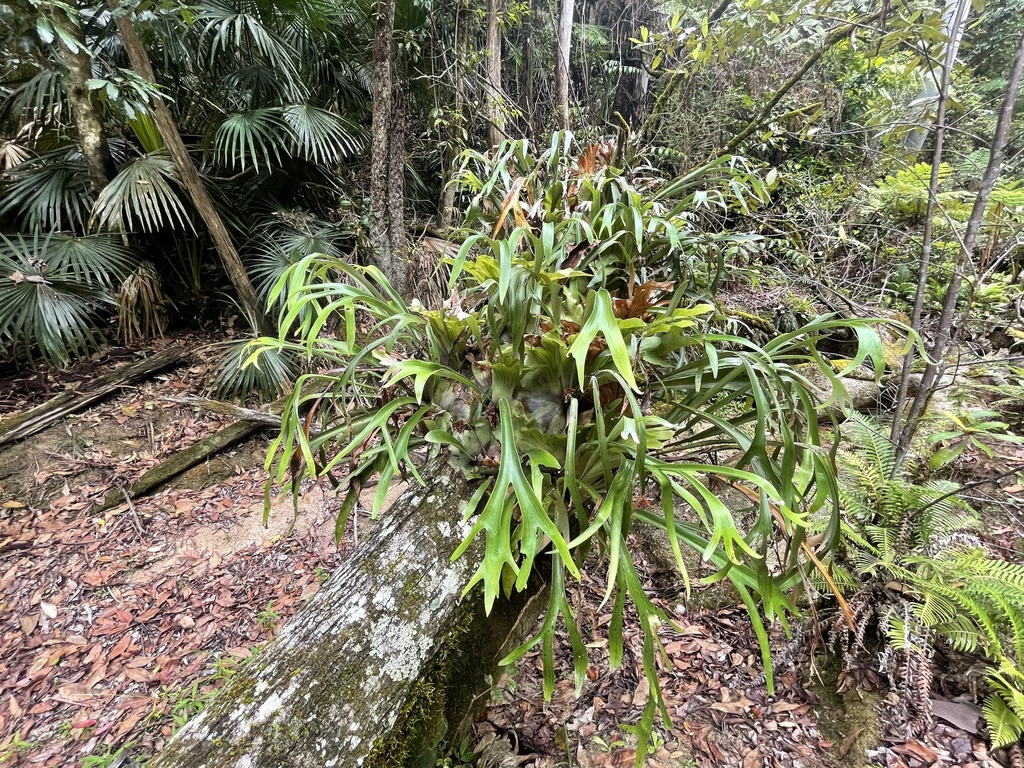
207,336,295,401
0,232,132,364
90,151,193,233
281,103,364,165
213,109,289,173
0,140,31,171
30,232,137,287
197,0,303,98
0,150,93,232
220,64,291,108
248,214,349,308
4,69,65,123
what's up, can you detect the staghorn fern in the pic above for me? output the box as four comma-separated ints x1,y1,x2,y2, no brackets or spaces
829,414,1024,749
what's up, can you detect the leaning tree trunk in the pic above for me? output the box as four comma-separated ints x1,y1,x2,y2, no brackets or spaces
107,0,265,329
49,3,115,192
554,0,574,130
148,459,545,767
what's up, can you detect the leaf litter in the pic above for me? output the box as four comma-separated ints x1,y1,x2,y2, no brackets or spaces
2,338,1022,767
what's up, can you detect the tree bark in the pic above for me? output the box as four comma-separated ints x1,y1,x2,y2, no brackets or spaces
369,0,409,296
147,458,546,767
554,0,574,130
484,0,505,148
49,4,115,193
889,0,969,460
107,0,265,328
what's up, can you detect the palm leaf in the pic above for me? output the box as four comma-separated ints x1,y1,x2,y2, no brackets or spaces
0,232,128,364
90,151,193,233
0,150,94,232
281,103,364,165
213,109,289,173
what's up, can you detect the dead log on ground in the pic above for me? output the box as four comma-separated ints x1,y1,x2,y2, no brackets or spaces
162,395,284,427
148,457,546,768
0,347,188,446
95,420,264,512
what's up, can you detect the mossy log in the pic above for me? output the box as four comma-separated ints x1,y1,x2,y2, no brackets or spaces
149,458,544,768
95,420,263,511
0,346,187,446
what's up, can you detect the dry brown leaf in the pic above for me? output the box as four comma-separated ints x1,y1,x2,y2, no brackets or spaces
20,614,38,635
893,740,940,764
839,727,866,757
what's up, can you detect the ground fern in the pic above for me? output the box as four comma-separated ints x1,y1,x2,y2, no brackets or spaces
828,414,1024,749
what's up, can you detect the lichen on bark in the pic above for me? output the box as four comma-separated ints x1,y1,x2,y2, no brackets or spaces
149,459,483,768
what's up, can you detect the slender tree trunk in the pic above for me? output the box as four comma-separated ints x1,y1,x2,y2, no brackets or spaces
484,0,505,148
889,0,969,458
369,0,409,296
107,0,264,328
554,0,574,130
523,1,535,135
387,85,407,274
441,24,463,229
894,26,1024,464
50,4,114,192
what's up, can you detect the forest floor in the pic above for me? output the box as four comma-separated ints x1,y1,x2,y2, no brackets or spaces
0,337,1020,768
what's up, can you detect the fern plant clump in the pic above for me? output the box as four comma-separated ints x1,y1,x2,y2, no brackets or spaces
828,415,1024,749
253,134,895,760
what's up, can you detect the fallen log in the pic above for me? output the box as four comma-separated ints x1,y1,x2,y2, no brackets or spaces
149,457,546,768
0,346,188,446
95,420,264,511
162,395,284,427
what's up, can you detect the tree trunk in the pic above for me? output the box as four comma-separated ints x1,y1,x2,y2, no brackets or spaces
484,0,505,148
902,0,969,154
148,459,546,768
890,0,969,460
894,26,1024,463
369,0,409,296
50,4,115,193
107,0,265,329
554,0,574,130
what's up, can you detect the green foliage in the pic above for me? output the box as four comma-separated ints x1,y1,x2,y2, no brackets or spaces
208,336,295,401
0,231,136,364
90,152,192,233
926,408,1022,470
256,135,893,761
830,415,1024,749
246,212,351,313
453,134,772,296
0,150,94,233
